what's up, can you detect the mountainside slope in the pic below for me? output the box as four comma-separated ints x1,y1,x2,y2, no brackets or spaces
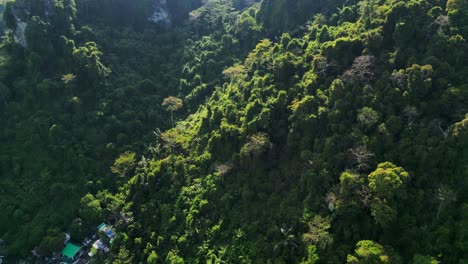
0,0,467,263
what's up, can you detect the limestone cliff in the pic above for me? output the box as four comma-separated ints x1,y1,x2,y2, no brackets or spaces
148,0,171,25
5,0,55,48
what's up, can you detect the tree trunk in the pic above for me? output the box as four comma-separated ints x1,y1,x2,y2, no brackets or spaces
436,202,444,220
171,110,174,128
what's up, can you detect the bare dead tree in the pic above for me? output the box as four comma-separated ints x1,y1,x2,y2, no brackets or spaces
436,186,456,220
438,120,453,140
403,106,420,126
350,145,374,172
430,119,454,140
215,163,232,176
356,186,372,208
434,15,450,30
342,55,377,84
215,163,232,184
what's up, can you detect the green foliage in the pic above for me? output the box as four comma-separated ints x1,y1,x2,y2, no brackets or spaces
1,0,468,263
370,199,396,226
322,37,363,66
446,0,467,13
166,250,185,263
411,254,438,264
38,228,65,256
240,132,271,158
72,42,110,86
162,96,184,112
3,2,16,30
347,240,390,263
79,193,102,224
147,251,159,264
368,162,408,198
301,245,319,264
69,218,87,241
357,107,379,131
163,96,184,128
302,215,333,250
26,16,53,55
258,0,344,33
111,151,136,178
114,247,133,264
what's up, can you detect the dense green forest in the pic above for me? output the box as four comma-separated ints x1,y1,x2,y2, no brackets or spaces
0,0,467,263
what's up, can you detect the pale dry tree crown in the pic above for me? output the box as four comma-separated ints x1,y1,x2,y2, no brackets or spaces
215,163,232,176
162,96,183,112
403,106,419,125
350,145,374,171
162,96,183,128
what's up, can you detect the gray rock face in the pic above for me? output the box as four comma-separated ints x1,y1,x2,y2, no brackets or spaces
148,0,171,25
8,0,55,48
13,21,28,47
8,0,29,47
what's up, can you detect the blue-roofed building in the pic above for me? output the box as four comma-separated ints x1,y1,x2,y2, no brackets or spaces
97,223,116,241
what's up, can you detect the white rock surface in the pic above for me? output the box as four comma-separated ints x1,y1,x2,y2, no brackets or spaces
9,0,55,48
13,21,28,48
148,0,171,25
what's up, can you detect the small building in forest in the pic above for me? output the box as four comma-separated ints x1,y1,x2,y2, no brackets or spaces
61,242,82,263
97,223,106,231
88,239,110,257
97,223,116,241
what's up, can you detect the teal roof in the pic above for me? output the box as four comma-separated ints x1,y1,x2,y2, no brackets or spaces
62,243,81,259
97,223,106,230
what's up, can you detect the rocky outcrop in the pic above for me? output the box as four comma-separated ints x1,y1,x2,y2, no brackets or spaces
13,21,28,47
6,0,55,48
148,0,171,26
6,0,28,47
148,0,204,26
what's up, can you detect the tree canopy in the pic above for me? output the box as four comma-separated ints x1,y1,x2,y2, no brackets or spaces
0,0,467,263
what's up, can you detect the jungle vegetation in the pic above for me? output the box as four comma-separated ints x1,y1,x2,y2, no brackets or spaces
0,0,467,263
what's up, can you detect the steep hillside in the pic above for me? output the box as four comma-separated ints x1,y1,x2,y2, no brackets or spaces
0,0,260,260
1,0,467,263
100,0,468,262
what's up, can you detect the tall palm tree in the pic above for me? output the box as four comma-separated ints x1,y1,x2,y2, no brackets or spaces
274,224,298,261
